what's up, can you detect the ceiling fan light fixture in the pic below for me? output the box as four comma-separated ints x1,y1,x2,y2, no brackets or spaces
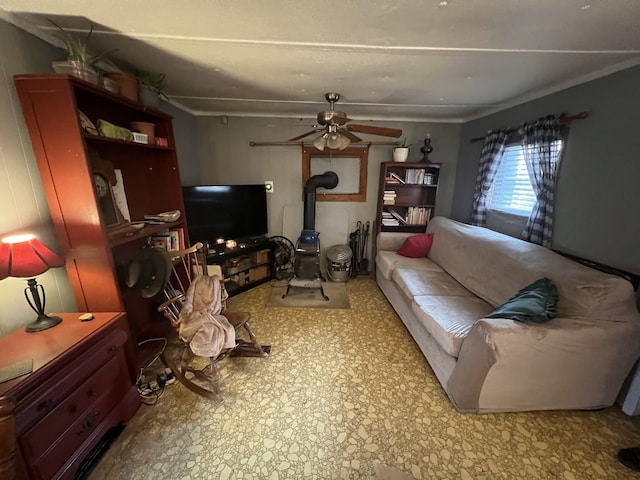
313,133,328,151
326,132,340,150
326,132,351,150
337,134,351,150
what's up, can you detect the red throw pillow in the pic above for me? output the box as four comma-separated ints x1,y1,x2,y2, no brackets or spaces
397,233,434,258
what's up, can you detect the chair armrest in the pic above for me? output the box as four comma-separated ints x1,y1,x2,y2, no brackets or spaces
157,294,184,328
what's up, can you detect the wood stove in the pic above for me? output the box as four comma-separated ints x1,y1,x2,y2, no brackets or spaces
282,171,338,300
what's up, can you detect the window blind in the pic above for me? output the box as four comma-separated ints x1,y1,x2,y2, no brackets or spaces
487,145,536,215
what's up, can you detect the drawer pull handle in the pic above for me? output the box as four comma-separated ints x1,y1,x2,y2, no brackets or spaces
76,410,101,436
88,389,97,397
37,399,53,411
69,404,77,414
108,345,117,353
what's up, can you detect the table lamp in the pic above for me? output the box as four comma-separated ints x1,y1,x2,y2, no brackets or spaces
0,234,65,332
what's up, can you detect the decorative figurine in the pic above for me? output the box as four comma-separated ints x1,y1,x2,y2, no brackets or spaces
420,134,433,162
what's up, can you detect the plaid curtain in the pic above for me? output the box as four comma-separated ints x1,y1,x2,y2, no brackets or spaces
470,130,509,226
520,115,563,247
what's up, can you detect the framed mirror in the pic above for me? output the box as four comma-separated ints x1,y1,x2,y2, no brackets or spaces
302,146,369,202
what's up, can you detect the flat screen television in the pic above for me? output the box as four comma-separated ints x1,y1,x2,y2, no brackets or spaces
182,184,268,245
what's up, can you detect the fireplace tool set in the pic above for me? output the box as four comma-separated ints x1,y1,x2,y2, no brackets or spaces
349,220,370,277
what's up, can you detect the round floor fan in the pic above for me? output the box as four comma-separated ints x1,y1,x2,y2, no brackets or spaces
269,235,295,279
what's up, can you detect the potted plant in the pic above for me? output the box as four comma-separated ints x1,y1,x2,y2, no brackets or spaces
49,19,117,85
136,70,168,108
393,137,412,162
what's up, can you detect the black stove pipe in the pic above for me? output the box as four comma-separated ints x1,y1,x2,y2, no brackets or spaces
303,171,338,231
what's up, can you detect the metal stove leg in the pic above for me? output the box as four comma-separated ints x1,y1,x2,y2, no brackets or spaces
320,283,329,301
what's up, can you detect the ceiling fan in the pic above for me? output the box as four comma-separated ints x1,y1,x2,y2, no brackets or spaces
288,93,403,150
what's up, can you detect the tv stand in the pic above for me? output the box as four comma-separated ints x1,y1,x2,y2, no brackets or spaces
206,239,273,297
247,235,268,245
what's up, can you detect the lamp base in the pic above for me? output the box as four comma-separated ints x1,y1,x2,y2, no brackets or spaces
25,313,62,333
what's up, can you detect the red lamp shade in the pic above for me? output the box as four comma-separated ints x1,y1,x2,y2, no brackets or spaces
0,234,65,280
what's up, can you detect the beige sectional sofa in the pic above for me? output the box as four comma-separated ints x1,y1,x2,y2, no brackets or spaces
375,216,640,413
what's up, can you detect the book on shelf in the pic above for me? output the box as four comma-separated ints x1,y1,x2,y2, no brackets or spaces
383,190,397,205
151,228,185,251
406,207,432,225
386,207,407,225
381,212,400,226
405,169,426,184
168,230,180,251
169,227,185,250
387,172,405,184
151,234,172,251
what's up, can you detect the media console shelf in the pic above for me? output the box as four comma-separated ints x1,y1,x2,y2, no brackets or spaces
206,240,274,297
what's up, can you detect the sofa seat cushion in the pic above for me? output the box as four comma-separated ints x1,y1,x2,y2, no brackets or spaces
376,250,443,280
393,269,475,300
412,295,494,357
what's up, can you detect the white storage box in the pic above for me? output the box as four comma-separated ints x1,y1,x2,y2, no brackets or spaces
132,132,148,144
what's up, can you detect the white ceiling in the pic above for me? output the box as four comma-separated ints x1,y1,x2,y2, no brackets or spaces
2,0,640,123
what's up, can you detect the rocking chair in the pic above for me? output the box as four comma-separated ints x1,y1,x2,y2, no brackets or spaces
157,242,269,400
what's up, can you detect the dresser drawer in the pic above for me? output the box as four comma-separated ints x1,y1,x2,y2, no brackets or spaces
0,313,140,480
17,327,128,431
20,352,130,479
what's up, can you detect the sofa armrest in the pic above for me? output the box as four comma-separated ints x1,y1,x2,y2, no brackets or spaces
447,317,640,413
377,232,414,252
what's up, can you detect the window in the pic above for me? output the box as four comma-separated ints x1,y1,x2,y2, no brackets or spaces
487,145,536,215
487,140,561,216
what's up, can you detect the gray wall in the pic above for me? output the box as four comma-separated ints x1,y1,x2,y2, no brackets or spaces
453,66,640,275
193,116,460,256
158,101,199,184
0,20,77,335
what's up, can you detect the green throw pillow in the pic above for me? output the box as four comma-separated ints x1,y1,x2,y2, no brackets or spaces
485,277,559,323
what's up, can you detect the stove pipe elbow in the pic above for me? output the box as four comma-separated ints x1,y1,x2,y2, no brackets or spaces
303,171,338,231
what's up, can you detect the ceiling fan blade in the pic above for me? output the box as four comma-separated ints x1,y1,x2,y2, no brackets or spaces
339,128,362,143
288,129,321,141
346,124,403,138
331,115,351,126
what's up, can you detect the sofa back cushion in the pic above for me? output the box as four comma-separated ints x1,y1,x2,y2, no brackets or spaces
426,217,637,319
377,232,414,252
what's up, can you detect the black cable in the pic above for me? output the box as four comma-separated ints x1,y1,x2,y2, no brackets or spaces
135,337,169,404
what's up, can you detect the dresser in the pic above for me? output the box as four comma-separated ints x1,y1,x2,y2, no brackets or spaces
0,313,140,480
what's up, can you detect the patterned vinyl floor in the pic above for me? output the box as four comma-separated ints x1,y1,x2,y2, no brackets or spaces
89,277,640,479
